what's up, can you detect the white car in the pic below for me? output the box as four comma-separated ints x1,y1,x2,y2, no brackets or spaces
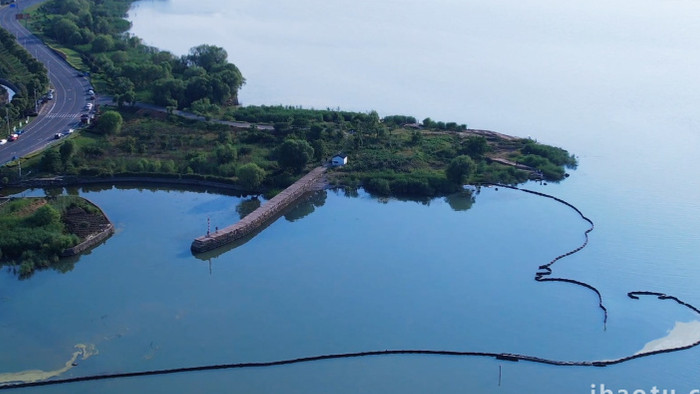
0,139,6,145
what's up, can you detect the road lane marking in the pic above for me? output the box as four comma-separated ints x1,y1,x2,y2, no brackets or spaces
46,113,83,119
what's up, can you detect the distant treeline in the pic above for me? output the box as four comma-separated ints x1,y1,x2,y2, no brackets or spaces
223,106,466,132
2,102,577,201
32,0,244,110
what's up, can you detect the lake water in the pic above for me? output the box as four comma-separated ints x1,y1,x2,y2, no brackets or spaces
3,0,700,392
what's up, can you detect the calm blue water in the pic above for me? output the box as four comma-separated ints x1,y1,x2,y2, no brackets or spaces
3,0,700,392
2,186,698,393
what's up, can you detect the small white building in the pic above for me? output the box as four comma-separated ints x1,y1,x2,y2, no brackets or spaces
331,154,348,166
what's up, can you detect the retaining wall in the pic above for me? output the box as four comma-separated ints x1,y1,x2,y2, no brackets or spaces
60,197,115,257
60,224,114,257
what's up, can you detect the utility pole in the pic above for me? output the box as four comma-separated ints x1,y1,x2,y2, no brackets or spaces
4,107,10,137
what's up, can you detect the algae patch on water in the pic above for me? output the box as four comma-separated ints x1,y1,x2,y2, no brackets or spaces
636,321,700,355
0,344,98,385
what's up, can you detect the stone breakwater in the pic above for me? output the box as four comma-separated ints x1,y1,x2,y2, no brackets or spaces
190,166,327,254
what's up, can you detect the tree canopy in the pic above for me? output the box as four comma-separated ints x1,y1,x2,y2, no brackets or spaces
237,163,266,191
34,0,245,110
446,155,476,185
277,139,314,172
95,110,123,134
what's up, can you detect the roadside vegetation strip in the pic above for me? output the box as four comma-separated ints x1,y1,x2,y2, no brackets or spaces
0,25,50,123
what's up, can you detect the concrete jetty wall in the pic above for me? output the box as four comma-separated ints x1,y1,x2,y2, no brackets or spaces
191,166,327,254
60,224,114,257
60,197,115,257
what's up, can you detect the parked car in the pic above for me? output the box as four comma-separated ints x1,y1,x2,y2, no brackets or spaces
0,139,7,145
54,133,62,139
9,134,19,141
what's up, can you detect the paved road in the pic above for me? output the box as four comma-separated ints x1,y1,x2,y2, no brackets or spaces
0,0,92,165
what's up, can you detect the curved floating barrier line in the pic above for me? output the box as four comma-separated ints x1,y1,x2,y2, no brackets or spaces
3,300,700,392
490,184,607,326
628,291,700,315
4,186,700,390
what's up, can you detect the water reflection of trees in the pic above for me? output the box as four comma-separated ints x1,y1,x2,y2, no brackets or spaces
284,191,327,222
3,243,88,280
445,190,475,212
235,197,261,219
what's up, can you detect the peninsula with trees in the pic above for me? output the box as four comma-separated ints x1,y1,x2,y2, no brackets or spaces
0,0,577,268
1,0,576,196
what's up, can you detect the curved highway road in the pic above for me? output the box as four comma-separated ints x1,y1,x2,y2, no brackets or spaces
0,0,91,165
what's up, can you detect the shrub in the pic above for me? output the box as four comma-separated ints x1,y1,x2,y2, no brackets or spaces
364,178,391,196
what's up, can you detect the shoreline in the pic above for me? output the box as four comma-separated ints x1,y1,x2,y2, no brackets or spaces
59,197,115,257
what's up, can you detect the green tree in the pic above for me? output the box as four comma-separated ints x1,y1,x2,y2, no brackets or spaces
40,150,62,173
215,144,237,164
411,130,423,145
59,140,75,164
50,17,81,44
91,34,114,52
95,111,123,134
57,0,89,14
446,155,476,185
116,90,136,107
187,44,229,72
185,76,213,106
237,163,265,191
462,136,488,158
153,78,186,107
311,139,327,162
277,139,314,172
29,205,61,227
